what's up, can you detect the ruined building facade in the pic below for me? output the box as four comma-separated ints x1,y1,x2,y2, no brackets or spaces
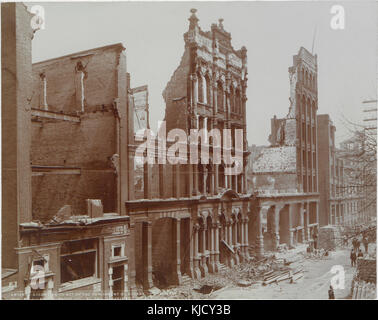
125,9,251,296
2,3,138,299
250,47,320,253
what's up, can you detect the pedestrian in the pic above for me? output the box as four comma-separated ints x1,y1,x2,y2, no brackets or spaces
350,249,356,267
313,231,318,250
356,238,361,252
352,238,356,251
358,249,363,258
363,236,369,254
328,285,335,300
343,235,348,247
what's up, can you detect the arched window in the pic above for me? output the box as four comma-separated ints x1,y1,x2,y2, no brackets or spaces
230,86,235,113
302,95,306,117
235,89,241,113
217,82,224,112
305,70,308,87
197,72,204,103
205,74,211,105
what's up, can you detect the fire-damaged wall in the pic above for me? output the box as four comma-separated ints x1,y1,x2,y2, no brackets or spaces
31,112,117,222
30,44,128,222
252,146,298,192
31,44,122,113
163,51,191,133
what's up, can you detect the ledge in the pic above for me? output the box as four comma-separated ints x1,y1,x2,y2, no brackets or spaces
58,276,101,293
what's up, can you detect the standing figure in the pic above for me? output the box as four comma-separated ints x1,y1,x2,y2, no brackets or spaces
328,285,335,299
362,236,369,254
350,249,356,267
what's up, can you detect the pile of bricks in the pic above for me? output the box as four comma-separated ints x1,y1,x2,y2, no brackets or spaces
356,257,376,283
351,281,376,299
351,257,377,300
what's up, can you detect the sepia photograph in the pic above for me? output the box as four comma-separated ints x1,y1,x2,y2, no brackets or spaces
1,0,377,303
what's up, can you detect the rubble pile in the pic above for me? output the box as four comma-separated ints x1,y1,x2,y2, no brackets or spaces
351,257,377,300
142,251,309,299
318,225,342,251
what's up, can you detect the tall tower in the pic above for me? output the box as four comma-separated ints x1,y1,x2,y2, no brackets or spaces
288,47,319,194
163,9,248,197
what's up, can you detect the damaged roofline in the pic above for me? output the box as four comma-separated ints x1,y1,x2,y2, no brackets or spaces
33,43,126,65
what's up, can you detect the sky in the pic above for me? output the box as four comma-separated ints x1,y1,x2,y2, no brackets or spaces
29,1,377,146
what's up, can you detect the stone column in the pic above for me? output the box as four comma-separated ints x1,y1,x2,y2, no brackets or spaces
240,217,245,261
288,204,294,247
193,224,201,279
210,165,215,196
233,217,238,246
46,279,54,300
224,220,229,244
203,165,207,195
199,225,208,277
187,164,193,198
306,202,311,240
208,223,215,273
233,217,240,265
273,205,281,250
299,202,305,243
142,221,153,289
128,222,137,298
193,164,199,196
228,221,234,267
123,264,129,299
214,164,219,194
192,74,198,113
243,159,248,193
316,201,319,227
244,217,249,258
24,285,31,300
173,219,182,285
256,207,269,257
214,222,220,272
108,266,113,299
213,82,218,114
187,219,195,278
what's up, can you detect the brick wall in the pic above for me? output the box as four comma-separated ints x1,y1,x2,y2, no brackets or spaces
317,115,331,226
254,173,298,192
31,45,122,113
163,49,190,134
30,45,129,222
31,107,117,222
284,118,297,146
356,258,376,283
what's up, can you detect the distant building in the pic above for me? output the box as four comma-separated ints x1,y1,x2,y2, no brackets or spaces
250,47,320,253
337,131,372,224
317,114,363,227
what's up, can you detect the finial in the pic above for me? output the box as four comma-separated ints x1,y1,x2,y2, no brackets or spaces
218,18,224,29
189,8,199,29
